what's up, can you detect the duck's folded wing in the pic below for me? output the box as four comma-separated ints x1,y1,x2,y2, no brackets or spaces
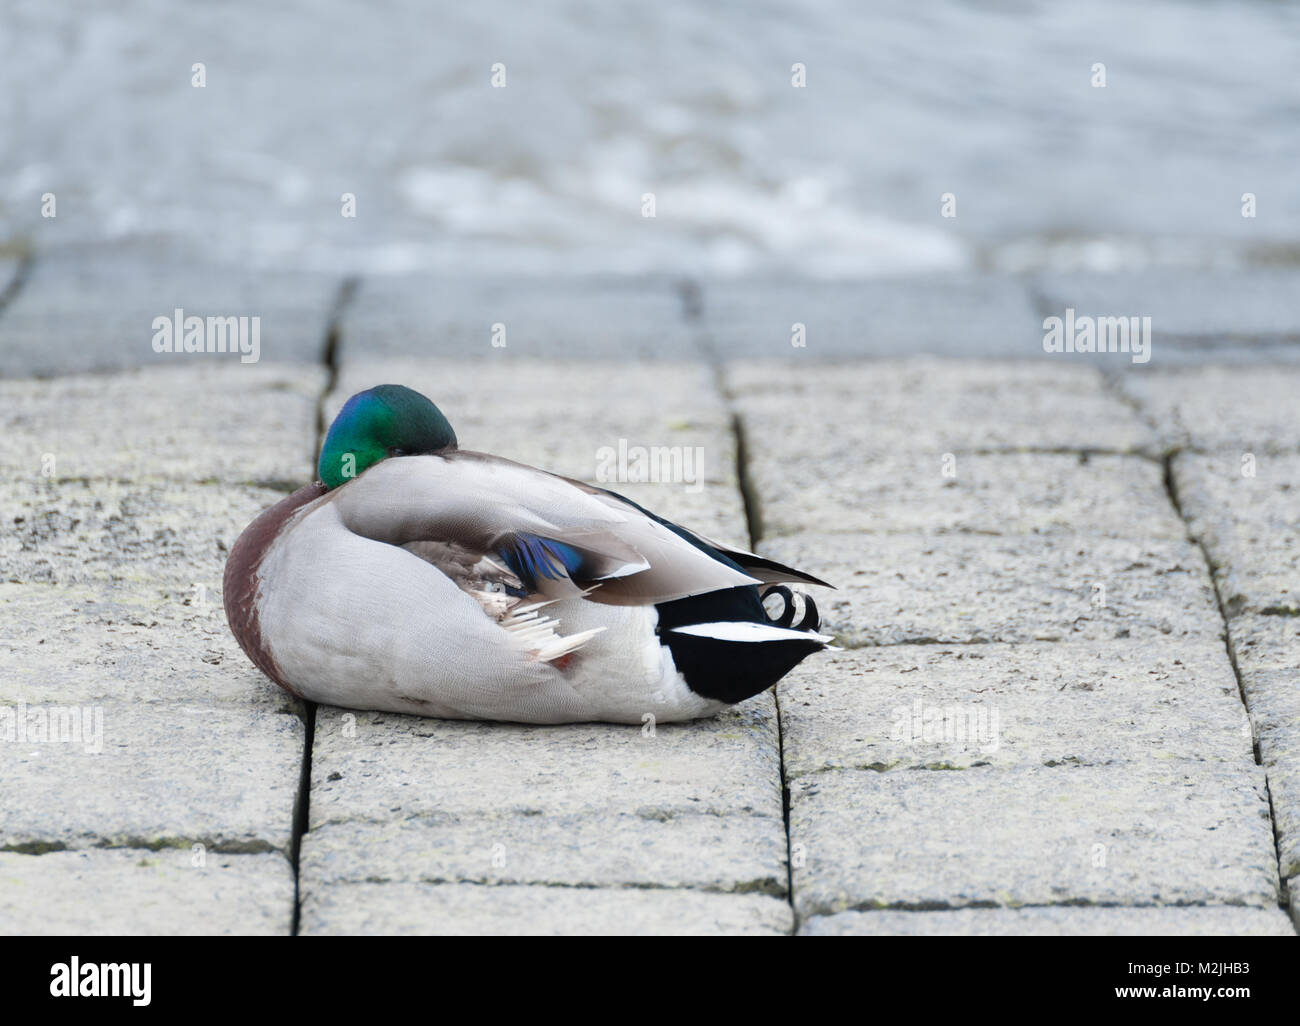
328,451,761,605
570,481,835,589
671,534,835,589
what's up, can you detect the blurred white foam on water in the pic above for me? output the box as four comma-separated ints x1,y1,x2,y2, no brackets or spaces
1,0,1297,276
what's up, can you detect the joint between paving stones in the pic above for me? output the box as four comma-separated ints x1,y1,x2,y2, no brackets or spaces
395,877,788,897
1155,445,1293,926
836,897,1276,915
290,278,360,935
0,244,34,334
682,279,796,933
312,276,360,466
2,837,287,856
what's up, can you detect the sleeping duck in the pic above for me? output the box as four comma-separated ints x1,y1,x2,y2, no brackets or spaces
224,385,833,723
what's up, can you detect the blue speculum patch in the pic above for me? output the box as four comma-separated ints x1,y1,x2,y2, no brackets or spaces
499,534,585,591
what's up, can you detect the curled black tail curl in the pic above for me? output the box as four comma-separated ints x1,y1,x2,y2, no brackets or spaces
761,584,820,633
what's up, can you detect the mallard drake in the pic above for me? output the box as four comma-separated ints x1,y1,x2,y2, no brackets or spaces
224,385,833,723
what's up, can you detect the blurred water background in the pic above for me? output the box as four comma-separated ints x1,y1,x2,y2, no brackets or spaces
2,0,1298,278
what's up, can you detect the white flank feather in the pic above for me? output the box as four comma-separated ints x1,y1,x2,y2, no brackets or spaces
499,602,607,663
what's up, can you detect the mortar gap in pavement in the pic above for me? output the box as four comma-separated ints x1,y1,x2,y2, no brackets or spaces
0,244,35,331
684,291,796,931
312,275,361,466
1264,781,1295,929
959,446,1163,464
709,352,793,931
289,276,359,935
677,277,703,325
1158,448,1291,922
1100,367,1166,442
289,704,317,936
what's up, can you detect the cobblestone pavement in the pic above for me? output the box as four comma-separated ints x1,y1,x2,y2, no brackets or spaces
1,255,1296,934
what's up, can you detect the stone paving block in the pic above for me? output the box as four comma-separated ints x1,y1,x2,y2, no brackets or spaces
299,700,785,898
0,251,338,375
302,813,786,894
0,702,303,854
1170,451,1300,883
329,358,746,541
760,532,1222,647
2,478,289,589
800,906,1296,936
1035,269,1300,342
1228,614,1300,675
300,882,792,936
340,275,699,360
0,476,305,714
743,450,1183,540
778,644,1251,778
728,358,1157,456
0,583,297,712
1173,451,1300,616
0,849,294,935
787,762,1279,919
1229,615,1300,877
0,364,325,487
1223,625,1300,882
699,276,1042,359
0,361,314,930
1117,366,1300,454
1257,731,1300,881
308,700,781,825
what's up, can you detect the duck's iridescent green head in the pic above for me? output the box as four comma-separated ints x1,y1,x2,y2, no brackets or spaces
317,385,457,489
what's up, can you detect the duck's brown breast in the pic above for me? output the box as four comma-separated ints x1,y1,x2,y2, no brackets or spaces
223,481,329,696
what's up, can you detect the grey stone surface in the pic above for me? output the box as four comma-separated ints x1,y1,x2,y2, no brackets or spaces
1229,614,1300,674
1173,451,1300,616
780,643,1280,925
0,701,303,854
1034,269,1300,343
0,849,294,935
300,882,792,936
728,358,1158,456
2,478,291,588
0,366,321,713
0,251,339,375
299,700,790,930
3,319,1294,936
745,450,1183,540
0,361,314,929
340,275,699,360
301,700,785,893
1165,448,1300,888
801,906,1295,936
778,644,1251,777
736,354,1290,931
787,763,1278,919
760,532,1222,648
0,582,299,712
0,365,325,487
698,275,1042,359
1116,366,1300,454
303,814,786,893
306,703,781,827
